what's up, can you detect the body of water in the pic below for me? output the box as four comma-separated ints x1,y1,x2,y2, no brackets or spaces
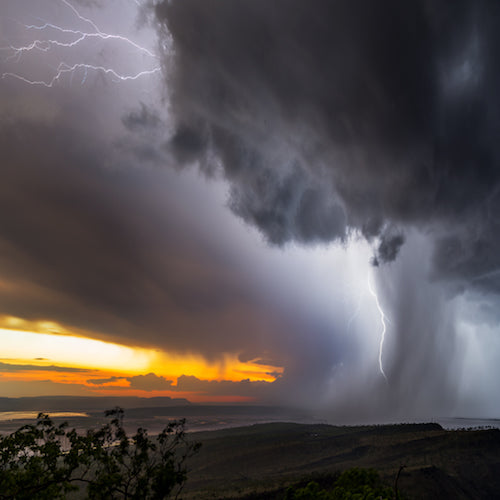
0,411,89,421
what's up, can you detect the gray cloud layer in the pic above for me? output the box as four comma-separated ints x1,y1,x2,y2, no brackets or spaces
2,0,499,418
0,118,289,356
156,0,500,289
0,62,349,407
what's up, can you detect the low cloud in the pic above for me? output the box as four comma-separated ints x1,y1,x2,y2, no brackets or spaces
175,375,273,399
86,376,123,386
127,373,174,391
0,362,90,373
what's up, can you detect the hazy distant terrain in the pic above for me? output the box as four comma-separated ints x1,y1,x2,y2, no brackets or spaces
0,396,190,412
0,400,316,435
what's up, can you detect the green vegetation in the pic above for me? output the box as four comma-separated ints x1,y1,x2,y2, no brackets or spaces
283,469,393,500
215,469,396,500
0,408,200,499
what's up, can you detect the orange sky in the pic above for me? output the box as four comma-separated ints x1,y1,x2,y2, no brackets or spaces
0,315,282,402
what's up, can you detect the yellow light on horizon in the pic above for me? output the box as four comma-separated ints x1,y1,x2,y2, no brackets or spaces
0,328,154,374
0,316,283,390
151,351,282,383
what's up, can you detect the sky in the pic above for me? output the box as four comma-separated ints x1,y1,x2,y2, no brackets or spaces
0,0,499,421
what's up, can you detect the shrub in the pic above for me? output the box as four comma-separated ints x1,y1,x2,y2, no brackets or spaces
0,407,200,499
284,468,393,500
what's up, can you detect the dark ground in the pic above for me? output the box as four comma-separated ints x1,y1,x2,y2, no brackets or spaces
183,422,500,499
1,403,499,498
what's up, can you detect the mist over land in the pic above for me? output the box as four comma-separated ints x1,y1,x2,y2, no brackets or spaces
1,397,499,434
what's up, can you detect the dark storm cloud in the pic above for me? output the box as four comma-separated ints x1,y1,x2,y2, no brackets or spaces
169,123,209,166
4,0,498,416
122,103,161,132
0,0,364,410
156,0,500,290
0,104,305,361
371,231,405,266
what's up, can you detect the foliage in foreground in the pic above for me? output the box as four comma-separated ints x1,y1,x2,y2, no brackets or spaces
284,468,394,500
0,408,200,499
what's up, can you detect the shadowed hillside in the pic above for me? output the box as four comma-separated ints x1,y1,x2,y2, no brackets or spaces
184,422,500,499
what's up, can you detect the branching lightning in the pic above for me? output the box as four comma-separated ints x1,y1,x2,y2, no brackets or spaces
3,63,159,88
1,0,160,86
367,275,389,382
343,271,390,382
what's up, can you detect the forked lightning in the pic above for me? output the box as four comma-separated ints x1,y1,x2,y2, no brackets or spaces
1,0,160,86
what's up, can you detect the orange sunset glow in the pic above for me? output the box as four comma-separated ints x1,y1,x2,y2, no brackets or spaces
0,316,282,402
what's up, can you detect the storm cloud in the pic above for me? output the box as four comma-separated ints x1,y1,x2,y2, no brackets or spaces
0,117,295,357
1,0,500,419
156,0,500,289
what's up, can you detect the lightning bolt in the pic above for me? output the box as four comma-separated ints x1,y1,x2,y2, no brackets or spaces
9,21,156,59
3,63,160,88
1,0,160,86
367,275,389,383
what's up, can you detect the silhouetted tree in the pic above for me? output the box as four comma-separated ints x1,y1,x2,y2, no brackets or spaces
0,408,200,499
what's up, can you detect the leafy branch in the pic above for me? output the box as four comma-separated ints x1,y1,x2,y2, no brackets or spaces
0,407,200,499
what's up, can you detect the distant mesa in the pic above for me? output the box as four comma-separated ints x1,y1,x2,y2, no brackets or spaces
0,396,191,412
